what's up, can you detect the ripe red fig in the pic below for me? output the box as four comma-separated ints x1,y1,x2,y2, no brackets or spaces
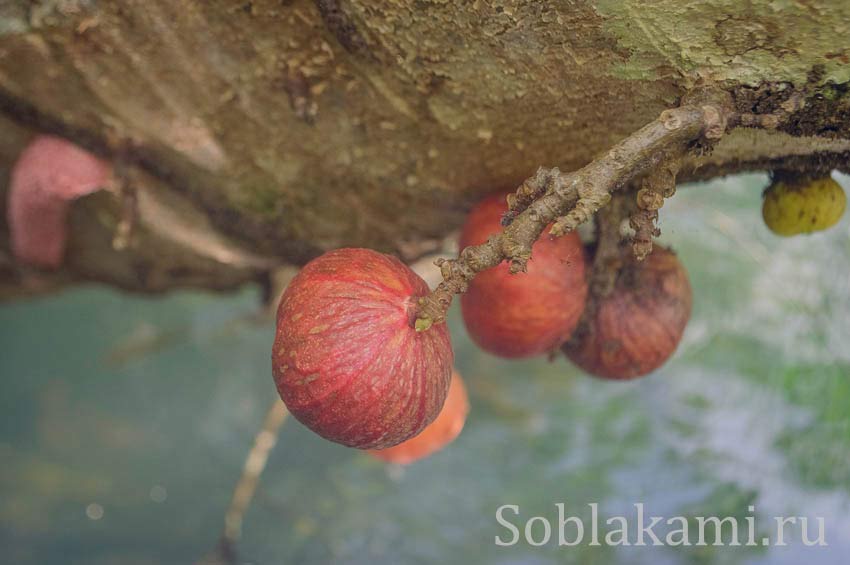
272,248,453,449
563,246,692,380
369,370,469,464
459,193,588,358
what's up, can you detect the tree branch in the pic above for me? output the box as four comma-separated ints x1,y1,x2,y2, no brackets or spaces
414,89,734,330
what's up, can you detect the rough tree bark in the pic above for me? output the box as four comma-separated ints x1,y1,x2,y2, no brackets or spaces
0,0,848,299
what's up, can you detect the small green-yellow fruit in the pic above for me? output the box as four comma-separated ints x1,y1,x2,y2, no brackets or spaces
762,176,846,236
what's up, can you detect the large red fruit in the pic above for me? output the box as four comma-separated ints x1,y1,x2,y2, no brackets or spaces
460,193,588,358
563,246,692,380
368,370,469,464
272,248,453,449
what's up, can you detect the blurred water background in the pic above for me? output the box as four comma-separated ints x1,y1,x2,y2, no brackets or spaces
1,173,849,565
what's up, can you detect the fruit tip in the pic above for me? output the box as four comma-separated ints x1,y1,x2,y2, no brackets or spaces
414,317,433,332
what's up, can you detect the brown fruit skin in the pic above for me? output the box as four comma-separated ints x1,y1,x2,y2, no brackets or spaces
459,193,588,358
563,246,692,380
368,370,469,464
272,248,453,449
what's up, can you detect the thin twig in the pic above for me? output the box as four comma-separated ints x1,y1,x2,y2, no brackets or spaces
220,399,289,558
414,88,734,330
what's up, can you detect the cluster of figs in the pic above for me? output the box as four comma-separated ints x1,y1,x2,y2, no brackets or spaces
273,172,846,463
4,136,843,465
271,193,687,461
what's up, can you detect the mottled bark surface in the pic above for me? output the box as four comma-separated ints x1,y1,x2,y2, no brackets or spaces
0,1,848,296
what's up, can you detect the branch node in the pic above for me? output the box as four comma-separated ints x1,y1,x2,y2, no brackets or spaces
629,154,681,260
502,166,558,226
701,105,726,140
501,234,532,273
660,109,683,130
635,188,664,211
550,191,611,237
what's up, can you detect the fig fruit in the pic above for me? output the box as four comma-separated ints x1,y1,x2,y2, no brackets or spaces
563,246,691,380
762,174,846,236
460,193,588,358
272,248,453,449
8,135,112,268
369,370,469,464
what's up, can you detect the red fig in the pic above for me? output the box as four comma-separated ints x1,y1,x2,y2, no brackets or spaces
7,135,112,268
459,193,588,358
272,248,453,449
369,370,469,464
564,246,692,380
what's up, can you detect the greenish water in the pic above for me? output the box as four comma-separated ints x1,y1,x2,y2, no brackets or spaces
1,173,849,564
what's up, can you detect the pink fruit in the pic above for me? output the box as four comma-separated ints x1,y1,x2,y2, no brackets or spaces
7,135,112,268
460,193,589,358
563,246,692,380
272,248,454,449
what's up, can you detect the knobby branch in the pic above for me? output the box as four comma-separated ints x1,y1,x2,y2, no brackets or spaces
414,88,740,331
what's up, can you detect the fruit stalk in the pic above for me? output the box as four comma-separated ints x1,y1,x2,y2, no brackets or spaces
588,192,632,300
629,152,681,261
415,89,734,330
